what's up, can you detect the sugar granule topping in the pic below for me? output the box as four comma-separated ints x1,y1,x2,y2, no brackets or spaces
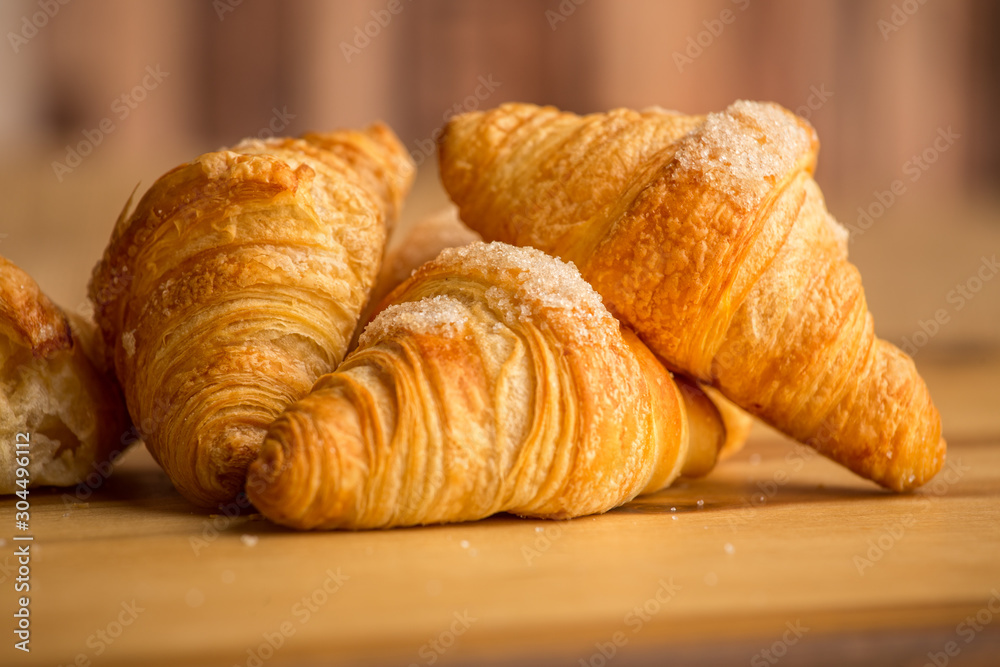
435,242,617,342
122,330,136,358
675,100,813,212
360,294,468,347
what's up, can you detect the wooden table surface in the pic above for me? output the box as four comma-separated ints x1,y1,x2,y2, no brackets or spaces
3,349,999,667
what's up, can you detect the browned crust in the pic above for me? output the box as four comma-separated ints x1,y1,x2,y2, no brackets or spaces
0,256,73,358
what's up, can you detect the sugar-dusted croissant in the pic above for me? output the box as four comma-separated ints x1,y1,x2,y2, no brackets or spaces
89,124,414,507
247,242,729,529
352,206,482,346
361,206,753,461
440,101,944,491
1,256,130,492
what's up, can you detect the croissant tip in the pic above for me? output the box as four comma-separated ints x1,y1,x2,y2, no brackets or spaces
246,435,319,529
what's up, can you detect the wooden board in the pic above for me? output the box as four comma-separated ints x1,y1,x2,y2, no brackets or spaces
3,354,1000,667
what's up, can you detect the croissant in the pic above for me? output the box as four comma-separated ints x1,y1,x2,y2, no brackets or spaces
364,206,754,461
352,206,481,345
89,124,414,507
1,256,129,492
439,101,944,491
247,241,730,529
703,385,753,461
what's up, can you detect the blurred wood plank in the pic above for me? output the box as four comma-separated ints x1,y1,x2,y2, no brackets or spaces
0,0,994,204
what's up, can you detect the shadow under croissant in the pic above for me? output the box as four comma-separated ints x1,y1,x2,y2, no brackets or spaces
80,465,885,525
615,482,888,517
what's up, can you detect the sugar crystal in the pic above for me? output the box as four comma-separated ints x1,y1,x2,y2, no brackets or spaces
360,294,468,347
674,100,814,212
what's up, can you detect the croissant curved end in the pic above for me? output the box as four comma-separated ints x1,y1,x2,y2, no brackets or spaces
246,418,310,528
246,437,288,512
247,388,369,530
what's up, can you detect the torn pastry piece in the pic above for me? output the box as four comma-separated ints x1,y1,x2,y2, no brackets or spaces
440,101,944,491
89,124,415,507
1,256,130,493
247,241,730,530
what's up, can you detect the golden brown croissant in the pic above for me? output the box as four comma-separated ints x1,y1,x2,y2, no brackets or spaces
89,124,414,507
247,241,728,529
1,256,129,492
439,101,944,491
352,206,482,346
702,385,753,461
367,206,754,462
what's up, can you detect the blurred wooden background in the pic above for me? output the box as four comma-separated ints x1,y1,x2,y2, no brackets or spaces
0,0,997,352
